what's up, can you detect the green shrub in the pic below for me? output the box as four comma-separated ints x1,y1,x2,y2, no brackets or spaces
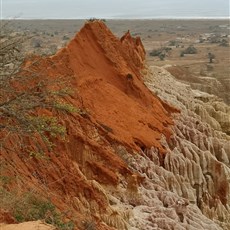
159,53,165,61
62,35,70,40
219,39,229,47
0,189,74,230
83,220,96,230
208,52,215,63
182,45,197,54
149,49,162,57
149,47,171,60
168,40,179,46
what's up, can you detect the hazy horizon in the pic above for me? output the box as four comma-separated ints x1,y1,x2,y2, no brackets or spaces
1,0,229,19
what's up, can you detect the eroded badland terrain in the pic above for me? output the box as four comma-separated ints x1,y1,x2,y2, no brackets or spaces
0,20,229,230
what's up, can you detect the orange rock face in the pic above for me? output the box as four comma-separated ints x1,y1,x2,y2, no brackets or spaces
51,21,176,152
0,21,177,228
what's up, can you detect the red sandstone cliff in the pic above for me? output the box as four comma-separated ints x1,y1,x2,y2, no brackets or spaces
51,21,176,152
0,21,176,229
1,21,229,230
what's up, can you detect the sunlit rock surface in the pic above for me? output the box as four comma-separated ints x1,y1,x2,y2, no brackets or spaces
1,21,229,230
135,66,230,229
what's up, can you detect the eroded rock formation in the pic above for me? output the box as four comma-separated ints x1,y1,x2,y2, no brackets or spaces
0,21,229,230
144,66,230,229
166,65,230,105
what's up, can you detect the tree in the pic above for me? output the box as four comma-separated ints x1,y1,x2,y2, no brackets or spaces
208,52,215,63
0,23,80,156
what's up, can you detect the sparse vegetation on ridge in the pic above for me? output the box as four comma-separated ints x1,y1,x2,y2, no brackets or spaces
0,23,80,156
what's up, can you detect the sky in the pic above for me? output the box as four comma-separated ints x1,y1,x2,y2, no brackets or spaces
1,0,229,19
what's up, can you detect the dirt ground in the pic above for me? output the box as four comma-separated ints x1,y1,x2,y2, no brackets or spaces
0,221,55,230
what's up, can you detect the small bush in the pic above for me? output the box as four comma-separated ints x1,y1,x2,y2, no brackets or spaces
0,189,74,230
209,35,221,43
83,220,96,230
87,18,106,22
182,45,197,54
149,47,171,60
168,40,179,46
219,39,229,47
199,38,205,43
159,53,165,61
31,39,42,48
180,51,185,57
208,53,215,63
62,35,70,40
180,45,197,57
49,44,58,55
149,49,162,57
88,18,97,22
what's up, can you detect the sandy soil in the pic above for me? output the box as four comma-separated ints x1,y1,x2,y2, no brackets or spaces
0,221,55,230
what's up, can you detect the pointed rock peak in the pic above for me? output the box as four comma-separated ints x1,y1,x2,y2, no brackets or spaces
120,30,146,67
120,30,132,41
75,19,115,42
35,21,178,153
120,29,144,48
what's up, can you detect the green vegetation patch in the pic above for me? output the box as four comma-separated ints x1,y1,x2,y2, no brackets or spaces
0,188,74,230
